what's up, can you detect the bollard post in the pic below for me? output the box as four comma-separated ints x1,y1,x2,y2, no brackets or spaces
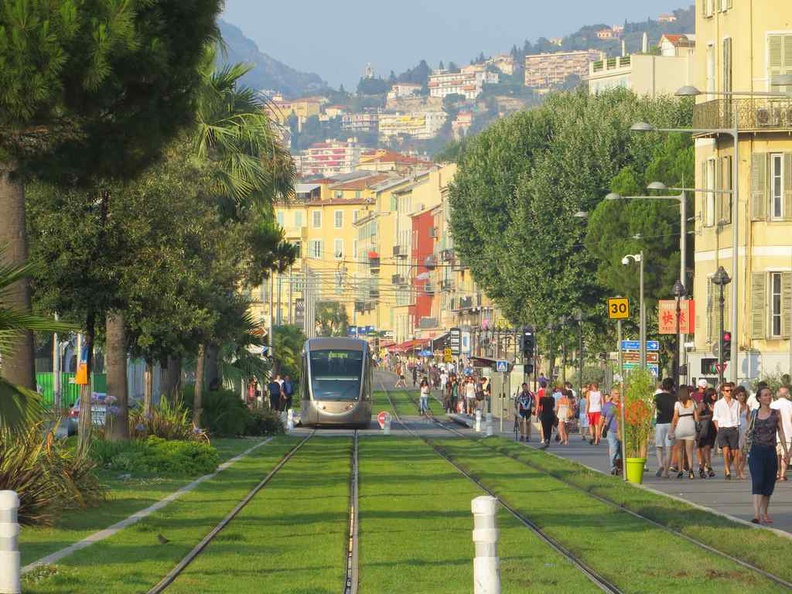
286,409,294,433
383,415,391,435
0,491,20,594
471,495,500,594
485,413,493,437
475,409,482,433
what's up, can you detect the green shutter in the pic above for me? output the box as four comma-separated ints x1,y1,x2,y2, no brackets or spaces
751,153,768,221
722,38,732,93
707,278,716,345
783,272,792,339
784,153,792,220
721,156,732,224
751,273,767,340
701,160,709,226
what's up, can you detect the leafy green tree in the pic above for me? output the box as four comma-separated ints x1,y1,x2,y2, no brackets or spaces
0,0,222,391
316,302,350,337
272,325,307,383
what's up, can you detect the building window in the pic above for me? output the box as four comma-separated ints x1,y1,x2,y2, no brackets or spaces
768,34,792,94
276,211,284,226
771,153,784,219
705,158,716,227
771,272,783,337
294,211,303,227
334,239,343,259
352,210,359,223
292,241,301,259
706,44,715,96
312,210,322,228
334,210,343,228
722,38,732,95
310,240,323,259
352,239,358,260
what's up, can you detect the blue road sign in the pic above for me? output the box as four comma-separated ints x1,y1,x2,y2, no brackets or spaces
496,360,509,372
621,340,660,351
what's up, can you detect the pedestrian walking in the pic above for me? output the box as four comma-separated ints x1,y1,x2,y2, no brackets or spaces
697,388,718,478
654,378,677,477
465,378,476,414
395,364,407,388
713,382,740,480
268,375,283,412
578,387,589,441
538,388,556,448
735,386,750,479
671,386,699,479
586,382,603,445
516,383,534,442
601,389,621,475
282,375,294,411
771,386,792,482
449,375,459,413
557,389,572,445
744,386,790,524
419,378,431,416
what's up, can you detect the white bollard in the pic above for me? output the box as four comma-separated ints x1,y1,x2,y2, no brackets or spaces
471,495,500,594
475,409,482,433
286,409,294,433
383,415,391,435
0,491,20,594
485,413,494,437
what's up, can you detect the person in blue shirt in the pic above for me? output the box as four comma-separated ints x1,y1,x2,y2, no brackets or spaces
601,389,622,475
283,375,294,410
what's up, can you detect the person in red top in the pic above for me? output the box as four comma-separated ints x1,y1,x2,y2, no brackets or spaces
693,379,708,404
536,380,548,441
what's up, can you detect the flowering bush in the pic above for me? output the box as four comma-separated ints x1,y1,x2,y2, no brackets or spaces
623,369,655,459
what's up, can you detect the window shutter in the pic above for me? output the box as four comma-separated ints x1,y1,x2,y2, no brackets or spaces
715,157,723,224
722,38,732,94
701,160,709,226
721,156,733,224
751,273,767,339
784,153,792,220
707,278,716,345
783,272,792,339
751,153,768,221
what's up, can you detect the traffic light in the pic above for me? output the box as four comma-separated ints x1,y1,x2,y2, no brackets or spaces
521,326,535,357
721,331,732,361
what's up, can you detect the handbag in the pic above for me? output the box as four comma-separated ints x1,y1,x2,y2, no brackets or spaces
741,410,758,457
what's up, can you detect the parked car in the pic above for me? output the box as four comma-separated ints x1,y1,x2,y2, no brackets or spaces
68,393,108,434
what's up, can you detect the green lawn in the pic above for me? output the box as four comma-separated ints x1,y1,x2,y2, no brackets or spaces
436,438,784,593
168,436,352,594
358,437,600,594
374,389,422,418
20,437,267,566
22,437,299,593
482,436,792,583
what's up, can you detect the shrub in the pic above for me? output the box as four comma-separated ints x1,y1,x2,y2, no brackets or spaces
91,436,218,477
623,369,655,459
128,397,196,441
0,425,105,525
246,408,285,436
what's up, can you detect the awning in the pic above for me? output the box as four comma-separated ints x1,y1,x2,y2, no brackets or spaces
471,356,498,368
431,333,450,351
388,339,429,353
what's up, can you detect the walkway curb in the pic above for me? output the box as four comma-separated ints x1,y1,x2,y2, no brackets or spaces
529,443,792,541
22,437,274,573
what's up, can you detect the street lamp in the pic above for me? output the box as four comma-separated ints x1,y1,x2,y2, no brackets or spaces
673,279,685,388
711,266,731,387
622,252,646,369
574,311,584,392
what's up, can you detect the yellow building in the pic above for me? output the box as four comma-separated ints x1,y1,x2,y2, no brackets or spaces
690,0,792,382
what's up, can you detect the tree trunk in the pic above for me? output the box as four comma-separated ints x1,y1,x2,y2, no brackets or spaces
160,356,182,403
143,360,153,416
204,343,219,390
105,312,129,440
77,314,96,456
0,160,35,390
194,343,206,427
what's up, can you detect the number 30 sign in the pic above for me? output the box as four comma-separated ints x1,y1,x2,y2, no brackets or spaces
607,298,629,320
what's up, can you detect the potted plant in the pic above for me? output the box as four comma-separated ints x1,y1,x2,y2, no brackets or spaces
623,368,655,484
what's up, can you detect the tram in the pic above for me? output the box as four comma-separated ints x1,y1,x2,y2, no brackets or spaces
300,337,373,428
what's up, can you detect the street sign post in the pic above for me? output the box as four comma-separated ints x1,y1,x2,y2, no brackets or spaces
608,297,630,319
620,340,659,352
444,348,453,363
377,411,391,429
496,360,509,373
450,327,461,355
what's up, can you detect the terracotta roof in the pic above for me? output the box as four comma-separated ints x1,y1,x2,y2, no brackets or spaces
359,149,432,166
659,34,693,46
329,173,391,191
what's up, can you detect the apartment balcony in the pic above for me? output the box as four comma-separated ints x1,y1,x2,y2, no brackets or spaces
693,98,792,132
459,296,474,309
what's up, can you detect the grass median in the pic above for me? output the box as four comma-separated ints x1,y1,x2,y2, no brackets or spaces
374,389,420,418
167,436,352,594
21,437,299,593
482,436,792,583
358,437,600,593
20,437,267,566
436,438,785,594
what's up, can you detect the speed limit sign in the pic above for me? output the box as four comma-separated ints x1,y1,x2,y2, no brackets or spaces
607,297,629,320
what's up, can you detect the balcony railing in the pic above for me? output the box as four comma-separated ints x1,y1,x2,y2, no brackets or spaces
419,317,438,329
693,98,792,132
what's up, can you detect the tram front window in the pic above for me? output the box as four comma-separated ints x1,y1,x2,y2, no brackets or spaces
309,350,364,401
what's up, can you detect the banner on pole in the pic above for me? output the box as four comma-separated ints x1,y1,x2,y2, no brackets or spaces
658,300,695,335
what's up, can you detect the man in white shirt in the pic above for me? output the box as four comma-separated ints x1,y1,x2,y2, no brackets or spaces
771,387,792,481
712,382,741,479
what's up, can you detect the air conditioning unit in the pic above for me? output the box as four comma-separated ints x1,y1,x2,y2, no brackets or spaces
369,289,380,299
391,274,406,285
392,245,406,257
424,283,435,294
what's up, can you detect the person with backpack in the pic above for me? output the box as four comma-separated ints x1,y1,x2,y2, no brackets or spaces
515,383,534,442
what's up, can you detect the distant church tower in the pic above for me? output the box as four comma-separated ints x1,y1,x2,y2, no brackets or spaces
364,63,375,79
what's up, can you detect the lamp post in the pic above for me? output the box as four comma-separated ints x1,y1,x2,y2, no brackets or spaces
673,279,685,388
622,252,646,369
712,266,731,387
574,311,584,392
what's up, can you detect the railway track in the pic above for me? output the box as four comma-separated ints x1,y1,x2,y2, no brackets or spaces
147,432,315,594
388,384,792,591
381,383,623,594
344,431,360,594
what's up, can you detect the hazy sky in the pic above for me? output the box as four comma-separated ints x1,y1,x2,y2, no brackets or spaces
222,1,690,88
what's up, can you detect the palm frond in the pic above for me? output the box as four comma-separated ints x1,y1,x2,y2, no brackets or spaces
0,378,43,432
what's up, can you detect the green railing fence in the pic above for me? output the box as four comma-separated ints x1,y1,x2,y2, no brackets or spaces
36,373,107,408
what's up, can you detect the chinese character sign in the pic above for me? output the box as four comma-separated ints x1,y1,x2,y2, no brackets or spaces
658,300,695,334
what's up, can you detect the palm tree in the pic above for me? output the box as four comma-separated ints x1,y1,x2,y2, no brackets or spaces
0,249,74,431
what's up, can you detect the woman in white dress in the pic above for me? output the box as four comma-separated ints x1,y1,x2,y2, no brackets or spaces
671,386,699,479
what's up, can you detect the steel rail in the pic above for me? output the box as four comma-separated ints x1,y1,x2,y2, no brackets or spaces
344,430,360,594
